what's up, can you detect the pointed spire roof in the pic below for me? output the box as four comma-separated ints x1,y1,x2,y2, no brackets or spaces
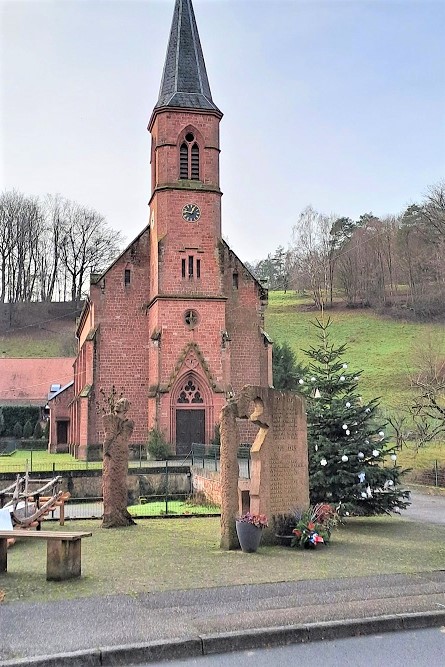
155,0,221,114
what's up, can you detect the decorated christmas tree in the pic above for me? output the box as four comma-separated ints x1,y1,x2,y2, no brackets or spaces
298,318,410,516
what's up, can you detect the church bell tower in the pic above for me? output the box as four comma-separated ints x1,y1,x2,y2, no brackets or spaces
147,0,227,452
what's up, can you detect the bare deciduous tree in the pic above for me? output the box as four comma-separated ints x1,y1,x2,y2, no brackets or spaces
0,190,124,304
291,206,335,309
59,201,123,303
409,333,445,447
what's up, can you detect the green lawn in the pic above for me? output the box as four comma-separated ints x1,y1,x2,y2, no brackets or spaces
1,516,444,604
128,500,220,516
0,450,101,473
0,332,76,358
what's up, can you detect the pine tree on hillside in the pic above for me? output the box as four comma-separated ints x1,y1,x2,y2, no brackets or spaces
298,318,410,516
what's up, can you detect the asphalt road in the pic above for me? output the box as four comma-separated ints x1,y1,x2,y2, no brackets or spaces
141,627,445,667
401,490,445,525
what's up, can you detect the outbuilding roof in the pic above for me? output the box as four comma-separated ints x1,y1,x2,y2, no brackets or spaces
0,358,75,406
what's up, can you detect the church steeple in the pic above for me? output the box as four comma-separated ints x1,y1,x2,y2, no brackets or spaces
155,0,221,114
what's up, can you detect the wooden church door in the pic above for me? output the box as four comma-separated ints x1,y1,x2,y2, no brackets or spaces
176,409,205,456
174,376,206,456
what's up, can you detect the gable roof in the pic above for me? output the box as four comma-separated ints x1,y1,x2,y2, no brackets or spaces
47,380,74,402
0,358,75,406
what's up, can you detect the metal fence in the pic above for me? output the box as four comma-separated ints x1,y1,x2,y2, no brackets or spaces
42,491,221,522
191,443,251,479
0,445,193,474
25,460,219,521
405,460,445,488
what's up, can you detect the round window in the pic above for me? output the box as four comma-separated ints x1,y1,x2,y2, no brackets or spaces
185,132,195,143
184,309,199,329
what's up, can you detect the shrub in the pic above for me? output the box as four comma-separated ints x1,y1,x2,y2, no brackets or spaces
33,421,43,439
147,427,171,460
23,420,33,439
272,512,300,537
0,408,4,436
13,422,23,438
1,407,39,436
211,422,221,447
43,420,50,441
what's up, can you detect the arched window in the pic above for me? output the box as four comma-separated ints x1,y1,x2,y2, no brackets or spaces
179,132,200,180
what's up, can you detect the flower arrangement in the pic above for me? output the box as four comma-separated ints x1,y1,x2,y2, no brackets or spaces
237,512,268,529
291,503,339,549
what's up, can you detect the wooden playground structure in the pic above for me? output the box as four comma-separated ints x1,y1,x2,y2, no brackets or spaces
0,469,70,529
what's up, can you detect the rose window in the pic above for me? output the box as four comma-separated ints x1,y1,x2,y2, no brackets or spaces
184,310,199,329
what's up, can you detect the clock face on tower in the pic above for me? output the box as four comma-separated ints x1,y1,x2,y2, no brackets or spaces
182,203,201,222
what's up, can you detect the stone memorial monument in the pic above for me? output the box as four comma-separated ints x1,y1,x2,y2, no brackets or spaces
102,397,136,528
220,385,309,549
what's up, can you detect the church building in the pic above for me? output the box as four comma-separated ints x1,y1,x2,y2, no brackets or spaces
50,0,272,458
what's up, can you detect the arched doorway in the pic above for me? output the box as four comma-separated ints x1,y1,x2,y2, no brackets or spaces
171,373,213,456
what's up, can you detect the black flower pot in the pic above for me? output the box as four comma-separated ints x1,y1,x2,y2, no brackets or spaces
235,521,263,553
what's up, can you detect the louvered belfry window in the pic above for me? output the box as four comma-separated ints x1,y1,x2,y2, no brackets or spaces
179,132,200,180
191,143,199,180
180,143,189,179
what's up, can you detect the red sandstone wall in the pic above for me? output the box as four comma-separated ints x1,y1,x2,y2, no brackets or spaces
191,467,222,506
88,230,151,444
48,383,74,453
149,109,222,300
220,243,270,393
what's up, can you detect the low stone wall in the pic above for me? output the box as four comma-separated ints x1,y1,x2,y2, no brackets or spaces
0,466,191,506
191,466,222,506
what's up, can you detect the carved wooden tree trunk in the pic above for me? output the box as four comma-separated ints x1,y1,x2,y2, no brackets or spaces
102,411,136,528
219,403,240,550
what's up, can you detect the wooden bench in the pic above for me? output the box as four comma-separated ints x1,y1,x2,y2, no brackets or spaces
0,530,92,581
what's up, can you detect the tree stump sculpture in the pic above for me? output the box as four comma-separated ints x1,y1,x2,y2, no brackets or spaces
102,398,136,528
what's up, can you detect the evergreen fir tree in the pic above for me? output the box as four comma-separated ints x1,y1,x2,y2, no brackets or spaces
33,421,43,439
298,318,410,516
273,342,307,391
23,420,33,439
13,421,23,439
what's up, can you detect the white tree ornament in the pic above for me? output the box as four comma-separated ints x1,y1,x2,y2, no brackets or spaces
341,455,349,462
372,449,380,457
320,458,327,466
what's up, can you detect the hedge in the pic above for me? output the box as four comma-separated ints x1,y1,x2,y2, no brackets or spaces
0,406,40,436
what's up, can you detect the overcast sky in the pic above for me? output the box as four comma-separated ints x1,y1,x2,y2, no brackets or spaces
1,0,444,263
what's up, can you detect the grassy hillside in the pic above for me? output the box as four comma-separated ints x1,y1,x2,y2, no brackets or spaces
265,292,445,409
0,326,76,358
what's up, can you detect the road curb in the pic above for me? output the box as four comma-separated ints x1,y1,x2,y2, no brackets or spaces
100,638,203,666
2,611,445,666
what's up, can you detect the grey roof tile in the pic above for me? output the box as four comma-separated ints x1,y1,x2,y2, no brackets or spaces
156,0,221,114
